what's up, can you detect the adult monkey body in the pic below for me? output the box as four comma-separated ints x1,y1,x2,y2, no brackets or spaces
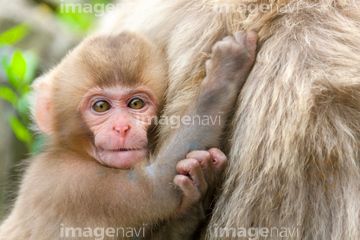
100,0,360,239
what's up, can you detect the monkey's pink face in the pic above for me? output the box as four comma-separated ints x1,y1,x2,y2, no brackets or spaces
80,85,158,169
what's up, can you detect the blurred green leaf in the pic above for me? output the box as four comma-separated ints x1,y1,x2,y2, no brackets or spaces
2,56,19,89
2,51,35,95
10,51,27,81
0,24,29,45
17,92,31,118
56,11,93,32
0,18,39,152
21,85,31,95
0,86,18,106
23,51,38,85
9,116,31,143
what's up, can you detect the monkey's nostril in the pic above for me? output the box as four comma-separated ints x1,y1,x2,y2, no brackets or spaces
113,125,130,136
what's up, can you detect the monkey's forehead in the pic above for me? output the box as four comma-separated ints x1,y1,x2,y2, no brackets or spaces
49,32,167,106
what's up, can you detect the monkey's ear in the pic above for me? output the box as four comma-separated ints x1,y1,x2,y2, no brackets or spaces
32,75,54,135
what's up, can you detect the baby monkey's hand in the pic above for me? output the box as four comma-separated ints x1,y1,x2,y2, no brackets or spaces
174,148,227,218
205,30,257,90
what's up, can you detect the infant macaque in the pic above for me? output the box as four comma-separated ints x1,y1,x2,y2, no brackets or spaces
0,30,257,239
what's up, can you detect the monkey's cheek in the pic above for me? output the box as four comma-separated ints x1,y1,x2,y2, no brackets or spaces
97,149,147,169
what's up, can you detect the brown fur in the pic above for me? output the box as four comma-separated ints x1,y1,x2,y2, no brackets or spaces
99,0,360,238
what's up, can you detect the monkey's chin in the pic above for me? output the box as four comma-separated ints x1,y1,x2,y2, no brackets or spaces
96,149,147,169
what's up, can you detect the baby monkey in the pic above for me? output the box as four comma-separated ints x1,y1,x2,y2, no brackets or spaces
0,31,257,239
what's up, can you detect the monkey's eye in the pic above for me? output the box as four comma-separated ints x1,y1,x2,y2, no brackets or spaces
128,98,145,109
93,101,111,112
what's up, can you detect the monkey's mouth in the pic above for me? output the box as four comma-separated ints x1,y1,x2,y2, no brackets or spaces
101,148,144,152
113,148,143,151
94,147,147,169
99,148,145,153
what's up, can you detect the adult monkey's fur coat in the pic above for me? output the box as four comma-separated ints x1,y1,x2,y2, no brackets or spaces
102,0,360,239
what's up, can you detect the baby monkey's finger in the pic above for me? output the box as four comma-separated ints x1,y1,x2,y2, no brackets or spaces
176,158,208,196
208,148,227,180
174,175,201,207
187,150,215,185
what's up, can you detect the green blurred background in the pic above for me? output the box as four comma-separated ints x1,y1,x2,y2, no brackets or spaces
0,0,113,220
